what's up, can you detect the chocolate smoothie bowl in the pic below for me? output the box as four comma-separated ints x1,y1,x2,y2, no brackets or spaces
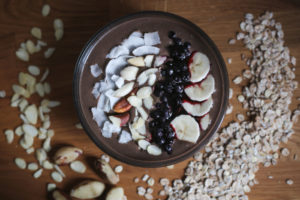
73,11,229,167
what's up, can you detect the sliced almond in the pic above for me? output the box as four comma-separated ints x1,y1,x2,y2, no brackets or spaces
138,139,150,150
147,144,162,156
26,40,36,54
31,27,42,39
55,29,64,41
16,48,29,62
51,171,63,183
36,83,45,97
28,65,40,76
44,47,55,59
136,107,148,120
20,133,34,149
36,148,47,165
129,124,145,140
43,137,51,152
42,4,51,16
137,86,152,99
23,124,38,137
15,126,24,136
132,117,145,129
47,183,56,192
44,82,51,94
70,160,86,174
53,18,64,29
112,82,134,98
40,68,49,82
4,129,14,144
127,56,145,67
144,55,154,67
42,160,54,170
28,162,38,171
48,101,60,107
15,157,26,169
24,104,38,124
143,96,153,110
148,74,156,86
120,66,139,81
18,98,28,112
26,147,35,154
127,96,142,107
33,168,43,179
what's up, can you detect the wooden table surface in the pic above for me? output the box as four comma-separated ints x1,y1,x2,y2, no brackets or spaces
0,0,299,199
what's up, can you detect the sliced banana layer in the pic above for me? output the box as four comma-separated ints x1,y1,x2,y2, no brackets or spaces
189,52,210,83
170,115,200,143
184,75,215,102
182,97,213,117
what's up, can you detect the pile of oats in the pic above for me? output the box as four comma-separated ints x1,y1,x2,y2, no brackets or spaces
165,11,299,200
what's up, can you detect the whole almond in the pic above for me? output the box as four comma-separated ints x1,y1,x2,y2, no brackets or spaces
53,146,83,165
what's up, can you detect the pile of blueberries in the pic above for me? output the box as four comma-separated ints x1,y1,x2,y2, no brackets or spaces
149,31,191,154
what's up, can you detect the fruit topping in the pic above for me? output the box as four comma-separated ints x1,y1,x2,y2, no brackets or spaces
188,52,210,83
170,115,200,143
184,75,215,102
182,98,213,117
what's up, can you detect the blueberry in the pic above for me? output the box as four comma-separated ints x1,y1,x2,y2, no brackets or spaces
168,31,176,39
166,61,173,67
156,129,163,137
168,69,174,76
182,74,190,82
160,96,168,103
164,144,173,154
173,37,182,45
161,68,167,76
184,41,191,49
175,85,184,93
182,64,188,71
164,110,172,119
175,67,181,73
149,121,158,129
150,110,160,119
165,85,173,93
157,137,166,145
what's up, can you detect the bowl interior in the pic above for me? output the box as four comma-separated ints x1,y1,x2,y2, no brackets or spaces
74,11,228,167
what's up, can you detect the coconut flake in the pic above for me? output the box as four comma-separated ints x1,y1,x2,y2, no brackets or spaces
129,31,143,38
132,46,160,56
118,130,132,144
92,82,101,99
102,121,121,138
105,89,120,109
91,107,107,127
111,75,125,88
90,64,102,78
42,4,50,16
106,45,129,59
0,90,6,98
138,139,150,150
147,145,162,156
31,27,42,39
105,56,130,76
143,96,153,110
4,129,14,144
144,32,161,46
122,36,145,51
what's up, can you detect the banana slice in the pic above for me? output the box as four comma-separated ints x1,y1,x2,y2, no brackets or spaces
200,115,211,130
170,115,200,143
184,75,215,102
182,97,213,117
189,52,210,83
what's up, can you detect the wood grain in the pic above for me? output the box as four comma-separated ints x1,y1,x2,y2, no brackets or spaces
0,0,299,199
